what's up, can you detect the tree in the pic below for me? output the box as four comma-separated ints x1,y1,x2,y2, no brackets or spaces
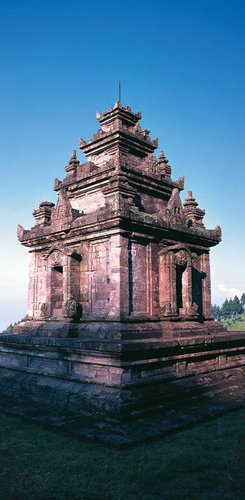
221,299,230,319
240,293,245,308
2,323,13,333
232,295,242,315
212,294,245,322
212,304,221,321
228,298,234,315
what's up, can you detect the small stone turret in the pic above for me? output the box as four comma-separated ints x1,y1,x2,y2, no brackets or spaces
183,191,205,226
65,150,79,177
33,201,55,226
158,151,172,179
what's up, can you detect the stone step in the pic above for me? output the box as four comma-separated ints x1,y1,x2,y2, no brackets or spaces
119,367,245,417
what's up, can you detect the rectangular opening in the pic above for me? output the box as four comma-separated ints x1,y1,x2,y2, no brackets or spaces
176,265,183,311
51,265,64,318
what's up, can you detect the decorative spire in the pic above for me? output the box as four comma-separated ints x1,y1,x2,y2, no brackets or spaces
71,150,77,161
33,201,55,226
183,191,205,226
65,150,79,176
158,151,172,179
184,191,198,208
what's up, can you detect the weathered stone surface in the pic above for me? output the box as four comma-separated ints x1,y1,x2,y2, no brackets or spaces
1,101,244,444
0,326,244,445
15,101,222,334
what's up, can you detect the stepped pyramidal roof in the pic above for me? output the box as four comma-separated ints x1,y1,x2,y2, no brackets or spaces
17,101,221,248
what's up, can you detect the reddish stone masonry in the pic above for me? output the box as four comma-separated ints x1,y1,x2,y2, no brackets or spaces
16,101,222,336
1,101,243,445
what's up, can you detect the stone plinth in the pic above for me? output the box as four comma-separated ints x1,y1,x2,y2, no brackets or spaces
0,331,244,444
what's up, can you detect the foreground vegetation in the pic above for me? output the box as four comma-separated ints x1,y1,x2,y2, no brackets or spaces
0,409,244,499
223,312,245,331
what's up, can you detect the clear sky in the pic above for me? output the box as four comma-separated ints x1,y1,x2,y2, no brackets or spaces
0,0,244,330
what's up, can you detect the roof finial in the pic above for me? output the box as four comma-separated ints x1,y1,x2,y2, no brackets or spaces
65,149,79,175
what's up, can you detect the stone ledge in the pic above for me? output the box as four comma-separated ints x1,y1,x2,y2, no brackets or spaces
0,332,244,388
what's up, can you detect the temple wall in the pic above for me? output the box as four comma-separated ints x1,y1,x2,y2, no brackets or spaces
69,186,167,217
28,253,50,320
131,240,148,315
27,243,213,323
201,252,212,319
90,238,110,317
69,256,80,303
70,190,105,214
80,234,160,320
119,237,157,318
80,235,121,319
151,243,159,316
108,234,121,318
119,235,130,317
79,244,90,317
138,192,167,214
28,250,83,321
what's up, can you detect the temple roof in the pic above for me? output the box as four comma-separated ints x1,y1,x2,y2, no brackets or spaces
96,101,142,127
16,101,222,250
79,101,158,160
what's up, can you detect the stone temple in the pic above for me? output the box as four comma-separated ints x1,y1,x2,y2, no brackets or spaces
17,101,221,336
0,101,244,444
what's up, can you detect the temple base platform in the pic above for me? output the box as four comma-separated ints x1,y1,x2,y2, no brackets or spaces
0,327,244,446
13,318,225,339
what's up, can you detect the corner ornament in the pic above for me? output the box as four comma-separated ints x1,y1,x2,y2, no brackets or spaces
17,224,25,241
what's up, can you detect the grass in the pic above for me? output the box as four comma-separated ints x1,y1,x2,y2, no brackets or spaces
0,409,244,499
223,313,245,331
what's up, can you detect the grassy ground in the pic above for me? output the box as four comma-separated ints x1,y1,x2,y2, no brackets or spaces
0,409,244,500
223,313,245,331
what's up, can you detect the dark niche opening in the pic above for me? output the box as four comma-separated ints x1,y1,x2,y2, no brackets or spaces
192,267,203,317
53,265,63,274
51,265,64,318
70,252,82,262
176,265,184,312
133,194,145,212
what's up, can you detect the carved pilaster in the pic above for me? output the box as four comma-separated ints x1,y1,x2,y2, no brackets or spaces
159,250,178,318
170,253,178,315
176,249,197,319
62,255,70,317
201,252,212,319
180,260,198,319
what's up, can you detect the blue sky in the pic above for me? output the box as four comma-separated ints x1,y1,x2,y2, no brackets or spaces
0,0,244,330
